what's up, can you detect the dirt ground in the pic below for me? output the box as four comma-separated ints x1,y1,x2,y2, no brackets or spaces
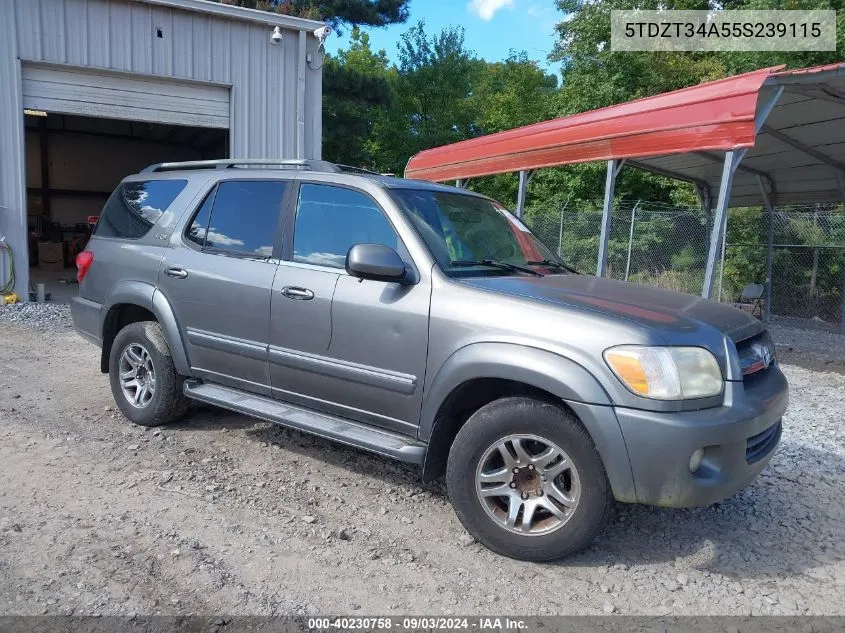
1,323,844,616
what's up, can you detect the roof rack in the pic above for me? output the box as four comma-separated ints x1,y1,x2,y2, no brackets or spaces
141,159,384,175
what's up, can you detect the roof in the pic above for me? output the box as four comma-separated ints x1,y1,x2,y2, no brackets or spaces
405,63,845,207
136,0,325,31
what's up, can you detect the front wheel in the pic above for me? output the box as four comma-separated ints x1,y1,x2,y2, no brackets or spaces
108,321,189,427
446,397,611,561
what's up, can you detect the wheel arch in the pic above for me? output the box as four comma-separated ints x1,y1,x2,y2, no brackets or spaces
418,343,636,501
100,283,189,375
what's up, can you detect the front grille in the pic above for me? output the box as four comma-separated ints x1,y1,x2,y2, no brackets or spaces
746,420,782,464
736,331,776,379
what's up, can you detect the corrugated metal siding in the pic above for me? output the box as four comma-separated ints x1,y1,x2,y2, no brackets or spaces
11,0,321,159
0,0,323,297
0,8,28,299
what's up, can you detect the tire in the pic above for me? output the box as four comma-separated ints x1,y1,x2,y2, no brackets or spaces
446,397,611,562
108,321,190,427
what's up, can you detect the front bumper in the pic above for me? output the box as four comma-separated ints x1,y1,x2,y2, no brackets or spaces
613,365,788,508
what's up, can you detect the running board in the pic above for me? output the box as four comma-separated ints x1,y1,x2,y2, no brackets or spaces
183,381,426,464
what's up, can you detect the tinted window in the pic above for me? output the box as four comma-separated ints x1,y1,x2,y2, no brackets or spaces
293,184,399,268
204,181,286,258
96,180,187,239
184,189,215,248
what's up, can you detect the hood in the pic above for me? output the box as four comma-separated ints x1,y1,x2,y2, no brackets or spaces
460,274,762,342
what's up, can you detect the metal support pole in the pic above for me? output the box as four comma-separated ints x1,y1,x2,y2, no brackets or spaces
702,150,746,298
841,265,845,334
516,170,529,219
759,175,777,323
597,159,625,277
557,196,571,258
624,200,640,282
718,226,727,301
455,179,465,189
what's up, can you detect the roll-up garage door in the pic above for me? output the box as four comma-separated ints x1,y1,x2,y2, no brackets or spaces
22,65,230,129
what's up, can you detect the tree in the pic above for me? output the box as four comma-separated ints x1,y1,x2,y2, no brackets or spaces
217,0,409,29
322,28,394,167
465,53,559,204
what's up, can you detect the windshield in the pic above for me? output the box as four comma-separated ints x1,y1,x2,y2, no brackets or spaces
390,188,568,277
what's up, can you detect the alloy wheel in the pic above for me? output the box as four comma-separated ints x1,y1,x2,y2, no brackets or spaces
475,434,581,536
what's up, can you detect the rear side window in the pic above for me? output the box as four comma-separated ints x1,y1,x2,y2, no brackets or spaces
96,180,187,239
185,181,286,258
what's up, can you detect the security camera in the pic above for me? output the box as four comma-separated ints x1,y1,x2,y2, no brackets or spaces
270,26,283,45
313,25,332,43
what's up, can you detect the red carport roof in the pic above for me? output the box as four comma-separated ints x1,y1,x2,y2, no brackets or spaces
404,66,784,182
405,62,845,207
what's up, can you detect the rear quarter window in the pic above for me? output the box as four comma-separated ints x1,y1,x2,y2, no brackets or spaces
95,180,187,239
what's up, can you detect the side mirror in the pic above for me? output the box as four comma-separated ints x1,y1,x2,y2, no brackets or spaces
346,244,408,283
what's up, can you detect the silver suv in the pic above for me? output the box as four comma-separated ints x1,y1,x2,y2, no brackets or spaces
71,159,788,561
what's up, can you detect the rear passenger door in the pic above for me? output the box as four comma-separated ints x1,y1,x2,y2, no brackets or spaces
158,179,288,396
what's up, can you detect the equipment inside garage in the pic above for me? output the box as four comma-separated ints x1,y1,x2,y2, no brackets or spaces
23,111,227,300
0,0,326,303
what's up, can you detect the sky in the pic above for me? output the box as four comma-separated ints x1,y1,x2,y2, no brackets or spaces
325,0,562,71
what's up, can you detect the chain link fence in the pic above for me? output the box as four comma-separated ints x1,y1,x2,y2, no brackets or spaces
524,200,845,330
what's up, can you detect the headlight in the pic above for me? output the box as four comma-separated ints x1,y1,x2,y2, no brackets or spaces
603,346,723,400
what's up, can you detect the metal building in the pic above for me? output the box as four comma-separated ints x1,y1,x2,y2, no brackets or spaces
0,0,325,299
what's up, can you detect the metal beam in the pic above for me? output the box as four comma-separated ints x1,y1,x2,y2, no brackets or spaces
754,86,784,134
702,150,747,298
696,151,774,190
515,170,529,219
695,183,713,221
787,85,845,107
835,172,845,203
759,175,777,323
627,159,711,196
597,159,625,276
761,124,845,174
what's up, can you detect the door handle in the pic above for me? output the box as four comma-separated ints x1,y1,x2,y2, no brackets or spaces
282,286,314,300
165,267,188,279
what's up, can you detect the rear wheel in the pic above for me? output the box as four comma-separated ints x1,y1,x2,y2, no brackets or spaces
108,321,189,427
446,397,611,561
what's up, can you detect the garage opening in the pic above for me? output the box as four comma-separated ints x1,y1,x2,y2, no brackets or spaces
24,112,228,301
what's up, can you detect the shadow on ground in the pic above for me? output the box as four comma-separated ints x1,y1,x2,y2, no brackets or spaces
175,403,844,581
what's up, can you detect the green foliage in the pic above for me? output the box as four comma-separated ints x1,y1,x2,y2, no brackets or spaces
217,0,409,28
322,28,394,167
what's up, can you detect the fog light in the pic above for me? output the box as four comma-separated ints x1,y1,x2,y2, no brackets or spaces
689,448,705,473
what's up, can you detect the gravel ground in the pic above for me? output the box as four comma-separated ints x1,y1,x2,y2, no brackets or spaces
0,302,72,331
0,305,843,616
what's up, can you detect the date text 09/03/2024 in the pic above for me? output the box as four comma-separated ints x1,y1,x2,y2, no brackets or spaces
307,617,528,630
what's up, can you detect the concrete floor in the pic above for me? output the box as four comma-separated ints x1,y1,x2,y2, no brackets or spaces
28,267,79,304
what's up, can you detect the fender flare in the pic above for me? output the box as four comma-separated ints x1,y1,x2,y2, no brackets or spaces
419,342,612,440
100,282,190,375
418,343,638,501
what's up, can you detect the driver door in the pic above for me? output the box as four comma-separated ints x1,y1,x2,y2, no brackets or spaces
268,181,430,435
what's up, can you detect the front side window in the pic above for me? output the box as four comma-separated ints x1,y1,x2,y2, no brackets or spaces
391,189,566,277
186,181,286,258
96,179,187,239
293,183,400,269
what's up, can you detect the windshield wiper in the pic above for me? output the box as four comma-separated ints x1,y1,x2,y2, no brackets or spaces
450,259,544,277
525,259,580,274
